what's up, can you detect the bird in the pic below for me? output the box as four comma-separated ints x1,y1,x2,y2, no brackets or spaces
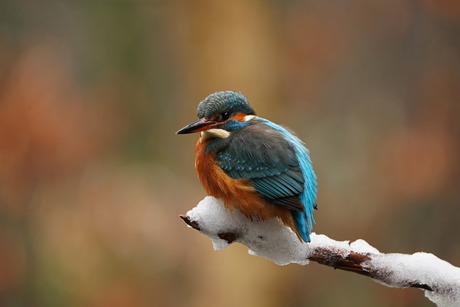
176,91,317,242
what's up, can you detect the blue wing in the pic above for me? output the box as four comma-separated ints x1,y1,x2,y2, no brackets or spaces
215,120,304,211
213,118,317,242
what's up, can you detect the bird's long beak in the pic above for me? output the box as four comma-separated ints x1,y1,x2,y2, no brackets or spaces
176,118,218,134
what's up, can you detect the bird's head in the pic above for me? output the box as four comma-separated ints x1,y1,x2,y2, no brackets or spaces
176,91,256,137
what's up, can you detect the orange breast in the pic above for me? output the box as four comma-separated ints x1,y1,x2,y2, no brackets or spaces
194,137,297,236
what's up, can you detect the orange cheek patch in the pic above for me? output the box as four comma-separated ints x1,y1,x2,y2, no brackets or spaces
232,112,249,122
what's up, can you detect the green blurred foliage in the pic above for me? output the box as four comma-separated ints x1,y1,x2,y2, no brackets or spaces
0,1,459,306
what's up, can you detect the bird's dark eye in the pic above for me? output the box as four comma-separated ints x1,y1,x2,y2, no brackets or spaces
221,112,230,121
211,111,231,122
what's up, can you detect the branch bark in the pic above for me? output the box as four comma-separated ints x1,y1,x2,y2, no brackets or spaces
180,197,460,307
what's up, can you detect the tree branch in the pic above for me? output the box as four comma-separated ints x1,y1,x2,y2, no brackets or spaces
180,197,460,307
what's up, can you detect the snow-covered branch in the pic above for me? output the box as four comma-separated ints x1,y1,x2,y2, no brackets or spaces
180,197,460,307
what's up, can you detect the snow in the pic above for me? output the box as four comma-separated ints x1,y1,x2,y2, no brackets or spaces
186,196,385,265
186,197,382,265
350,239,380,254
186,196,310,265
185,196,460,306
186,196,238,250
367,252,460,306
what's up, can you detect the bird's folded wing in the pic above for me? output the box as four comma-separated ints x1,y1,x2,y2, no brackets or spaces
216,124,305,212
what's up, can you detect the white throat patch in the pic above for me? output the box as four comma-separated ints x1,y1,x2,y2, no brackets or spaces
201,129,230,140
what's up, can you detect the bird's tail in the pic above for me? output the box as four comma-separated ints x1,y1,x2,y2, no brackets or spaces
292,211,311,243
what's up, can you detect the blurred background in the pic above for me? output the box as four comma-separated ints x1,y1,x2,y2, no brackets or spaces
0,1,459,306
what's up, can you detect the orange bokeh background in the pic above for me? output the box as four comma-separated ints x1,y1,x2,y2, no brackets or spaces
1,1,459,306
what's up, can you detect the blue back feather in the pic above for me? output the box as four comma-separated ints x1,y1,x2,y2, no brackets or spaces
258,118,317,242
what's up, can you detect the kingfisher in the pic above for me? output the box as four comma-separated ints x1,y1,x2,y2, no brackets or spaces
177,91,317,242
